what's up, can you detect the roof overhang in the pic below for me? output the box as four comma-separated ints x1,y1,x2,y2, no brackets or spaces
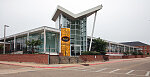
0,26,60,41
52,5,103,21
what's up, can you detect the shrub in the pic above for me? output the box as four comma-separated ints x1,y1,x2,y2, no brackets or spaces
99,51,107,55
138,51,144,55
81,51,107,55
147,53,149,55
81,51,100,55
123,51,129,56
131,51,138,55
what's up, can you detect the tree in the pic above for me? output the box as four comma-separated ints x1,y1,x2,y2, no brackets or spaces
26,39,42,54
91,37,108,53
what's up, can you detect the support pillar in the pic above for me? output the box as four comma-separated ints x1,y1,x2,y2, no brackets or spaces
44,27,46,53
89,12,97,51
109,43,111,54
124,45,125,52
14,36,16,52
118,45,119,54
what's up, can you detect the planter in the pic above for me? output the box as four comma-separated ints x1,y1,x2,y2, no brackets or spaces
80,55,109,62
103,55,109,61
141,55,146,58
135,55,142,58
122,55,136,59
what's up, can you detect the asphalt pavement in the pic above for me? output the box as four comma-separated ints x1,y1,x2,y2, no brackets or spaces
0,57,150,77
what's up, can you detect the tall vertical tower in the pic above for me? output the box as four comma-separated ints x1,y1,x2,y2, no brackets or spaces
52,5,102,56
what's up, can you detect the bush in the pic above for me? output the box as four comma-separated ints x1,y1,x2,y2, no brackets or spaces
81,51,106,55
81,51,100,55
123,51,129,56
131,51,138,55
138,51,144,55
147,53,149,55
99,51,107,55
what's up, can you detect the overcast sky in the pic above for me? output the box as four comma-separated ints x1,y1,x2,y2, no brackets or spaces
0,0,150,44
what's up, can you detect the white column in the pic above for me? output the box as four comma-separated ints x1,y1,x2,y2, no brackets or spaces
44,28,46,53
109,43,111,53
14,36,16,52
27,32,29,40
129,46,130,53
118,45,119,54
124,45,125,52
59,14,62,53
89,12,97,51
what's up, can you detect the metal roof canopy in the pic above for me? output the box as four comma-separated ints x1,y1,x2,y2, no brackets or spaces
0,26,60,41
52,5,103,21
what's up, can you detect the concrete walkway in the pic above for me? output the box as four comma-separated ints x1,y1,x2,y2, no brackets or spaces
0,57,148,68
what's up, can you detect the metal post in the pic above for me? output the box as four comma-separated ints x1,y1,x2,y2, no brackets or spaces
3,25,9,54
14,36,16,53
3,25,6,54
44,27,46,53
124,45,125,52
109,43,111,54
89,11,97,51
118,45,119,54
129,46,130,53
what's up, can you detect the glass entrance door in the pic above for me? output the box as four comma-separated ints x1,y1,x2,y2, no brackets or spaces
71,45,81,56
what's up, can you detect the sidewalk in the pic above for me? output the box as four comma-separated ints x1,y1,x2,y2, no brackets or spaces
0,58,148,68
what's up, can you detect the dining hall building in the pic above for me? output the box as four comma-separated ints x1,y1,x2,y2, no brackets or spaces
0,5,142,56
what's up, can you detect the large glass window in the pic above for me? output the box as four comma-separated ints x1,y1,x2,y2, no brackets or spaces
46,31,59,53
29,32,44,53
61,15,87,56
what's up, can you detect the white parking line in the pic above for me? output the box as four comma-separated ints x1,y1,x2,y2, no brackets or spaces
95,68,107,72
126,70,135,74
145,71,150,76
109,69,120,73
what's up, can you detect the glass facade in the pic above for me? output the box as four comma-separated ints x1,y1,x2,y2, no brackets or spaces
29,31,44,52
57,15,87,56
6,28,60,54
46,31,59,53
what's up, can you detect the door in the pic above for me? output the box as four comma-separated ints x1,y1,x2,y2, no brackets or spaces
71,45,81,56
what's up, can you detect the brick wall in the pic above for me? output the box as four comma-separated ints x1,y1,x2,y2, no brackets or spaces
136,45,150,54
109,56,122,59
0,54,48,64
79,55,106,62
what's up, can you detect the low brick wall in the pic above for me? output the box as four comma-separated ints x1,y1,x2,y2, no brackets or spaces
79,55,109,62
122,55,147,59
49,56,82,64
0,54,49,64
122,55,135,59
109,56,122,59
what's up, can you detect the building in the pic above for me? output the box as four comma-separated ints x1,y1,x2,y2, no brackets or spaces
0,5,144,56
121,41,150,55
0,5,103,56
87,37,142,56
0,26,60,55
0,42,10,54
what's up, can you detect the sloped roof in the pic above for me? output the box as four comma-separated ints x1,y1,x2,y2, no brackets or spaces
121,41,149,46
52,5,103,21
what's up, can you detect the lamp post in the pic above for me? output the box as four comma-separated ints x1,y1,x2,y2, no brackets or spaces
3,25,9,54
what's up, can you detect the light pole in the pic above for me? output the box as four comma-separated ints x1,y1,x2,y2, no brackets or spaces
3,25,9,54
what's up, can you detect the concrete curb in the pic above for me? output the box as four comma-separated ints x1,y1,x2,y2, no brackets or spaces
0,58,145,68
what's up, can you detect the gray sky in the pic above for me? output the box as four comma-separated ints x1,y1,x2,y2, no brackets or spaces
0,0,150,44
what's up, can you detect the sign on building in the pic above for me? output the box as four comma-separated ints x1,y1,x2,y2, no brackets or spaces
61,28,70,56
